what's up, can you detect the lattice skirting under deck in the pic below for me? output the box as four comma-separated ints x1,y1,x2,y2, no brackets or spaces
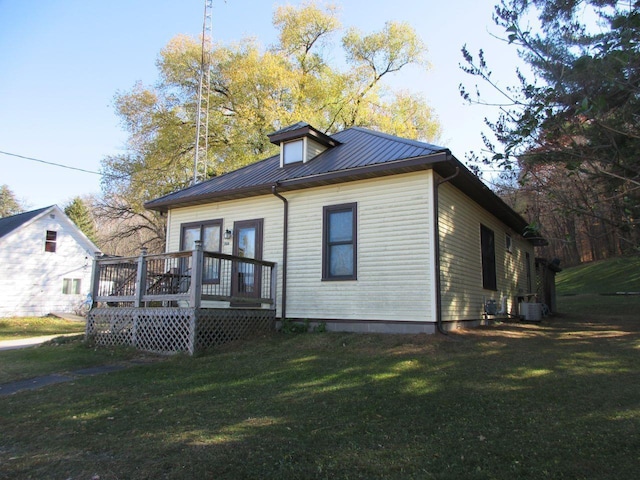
87,307,275,355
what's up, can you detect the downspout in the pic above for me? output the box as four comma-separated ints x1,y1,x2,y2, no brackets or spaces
271,184,288,321
433,163,460,335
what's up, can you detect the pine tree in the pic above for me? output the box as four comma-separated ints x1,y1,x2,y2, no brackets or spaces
65,197,98,244
461,0,640,259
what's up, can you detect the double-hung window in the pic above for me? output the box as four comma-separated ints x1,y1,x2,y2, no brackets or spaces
323,203,357,280
62,278,81,295
45,230,57,252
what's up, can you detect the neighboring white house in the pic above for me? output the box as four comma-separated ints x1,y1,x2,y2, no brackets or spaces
0,205,101,317
145,123,545,333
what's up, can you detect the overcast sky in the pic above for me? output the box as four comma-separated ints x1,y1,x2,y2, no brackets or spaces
0,0,522,209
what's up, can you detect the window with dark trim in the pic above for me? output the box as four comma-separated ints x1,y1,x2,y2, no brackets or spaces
45,230,57,253
480,224,497,290
323,203,357,280
180,220,223,283
505,233,513,253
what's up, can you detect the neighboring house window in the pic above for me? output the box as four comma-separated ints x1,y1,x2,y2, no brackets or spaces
323,203,357,280
62,278,81,295
45,230,57,252
505,233,513,253
283,139,303,164
181,220,223,283
480,224,497,290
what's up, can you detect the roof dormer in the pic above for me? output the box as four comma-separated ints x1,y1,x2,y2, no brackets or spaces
268,122,340,167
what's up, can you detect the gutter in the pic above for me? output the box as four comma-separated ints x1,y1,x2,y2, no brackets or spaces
433,162,460,335
271,184,288,321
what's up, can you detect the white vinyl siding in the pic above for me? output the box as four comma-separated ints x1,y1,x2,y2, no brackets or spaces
438,182,534,322
0,208,97,317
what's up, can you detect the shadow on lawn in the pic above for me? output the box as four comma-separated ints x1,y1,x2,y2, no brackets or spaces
1,311,639,479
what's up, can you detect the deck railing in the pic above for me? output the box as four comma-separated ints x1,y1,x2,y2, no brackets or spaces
91,241,277,309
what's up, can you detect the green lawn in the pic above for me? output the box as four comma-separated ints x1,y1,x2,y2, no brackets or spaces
0,336,144,385
556,255,640,295
1,305,638,479
0,316,86,341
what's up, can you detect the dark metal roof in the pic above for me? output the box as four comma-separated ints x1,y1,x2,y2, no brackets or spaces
146,127,448,211
269,121,310,136
145,126,534,238
0,206,52,240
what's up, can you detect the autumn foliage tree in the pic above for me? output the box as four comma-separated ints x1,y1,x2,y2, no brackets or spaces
99,2,440,253
461,0,640,264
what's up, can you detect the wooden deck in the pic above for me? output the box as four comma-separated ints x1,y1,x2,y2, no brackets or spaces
86,241,277,354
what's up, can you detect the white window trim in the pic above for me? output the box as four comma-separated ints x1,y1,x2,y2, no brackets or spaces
280,138,306,166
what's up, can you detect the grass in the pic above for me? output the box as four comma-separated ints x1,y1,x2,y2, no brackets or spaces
1,304,639,479
556,255,640,295
0,316,86,341
0,337,145,384
557,293,640,317
555,255,640,319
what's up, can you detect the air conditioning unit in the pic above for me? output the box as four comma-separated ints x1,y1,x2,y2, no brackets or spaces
521,302,542,322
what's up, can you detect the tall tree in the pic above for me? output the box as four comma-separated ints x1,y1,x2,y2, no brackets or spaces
0,184,25,218
64,197,98,245
100,2,440,252
461,0,640,261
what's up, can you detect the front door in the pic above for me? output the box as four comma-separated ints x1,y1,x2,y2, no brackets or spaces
232,219,263,300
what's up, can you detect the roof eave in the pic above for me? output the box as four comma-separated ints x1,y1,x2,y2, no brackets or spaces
145,150,542,242
146,152,449,213
435,157,540,241
267,124,339,148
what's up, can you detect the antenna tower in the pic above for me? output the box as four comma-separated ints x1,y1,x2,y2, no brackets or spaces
193,0,213,185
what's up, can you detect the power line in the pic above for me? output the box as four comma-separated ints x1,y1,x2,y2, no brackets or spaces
0,150,129,180
0,150,102,176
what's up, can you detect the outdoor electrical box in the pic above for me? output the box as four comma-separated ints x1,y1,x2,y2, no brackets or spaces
521,302,542,322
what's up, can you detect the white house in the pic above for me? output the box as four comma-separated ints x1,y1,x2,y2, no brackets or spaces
0,205,101,317
141,123,545,334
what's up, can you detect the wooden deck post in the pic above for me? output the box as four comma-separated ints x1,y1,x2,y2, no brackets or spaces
87,252,102,338
90,252,102,308
190,241,203,308
270,263,278,313
134,247,148,308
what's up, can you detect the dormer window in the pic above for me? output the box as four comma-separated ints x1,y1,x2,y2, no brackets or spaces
283,139,304,165
268,122,340,168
